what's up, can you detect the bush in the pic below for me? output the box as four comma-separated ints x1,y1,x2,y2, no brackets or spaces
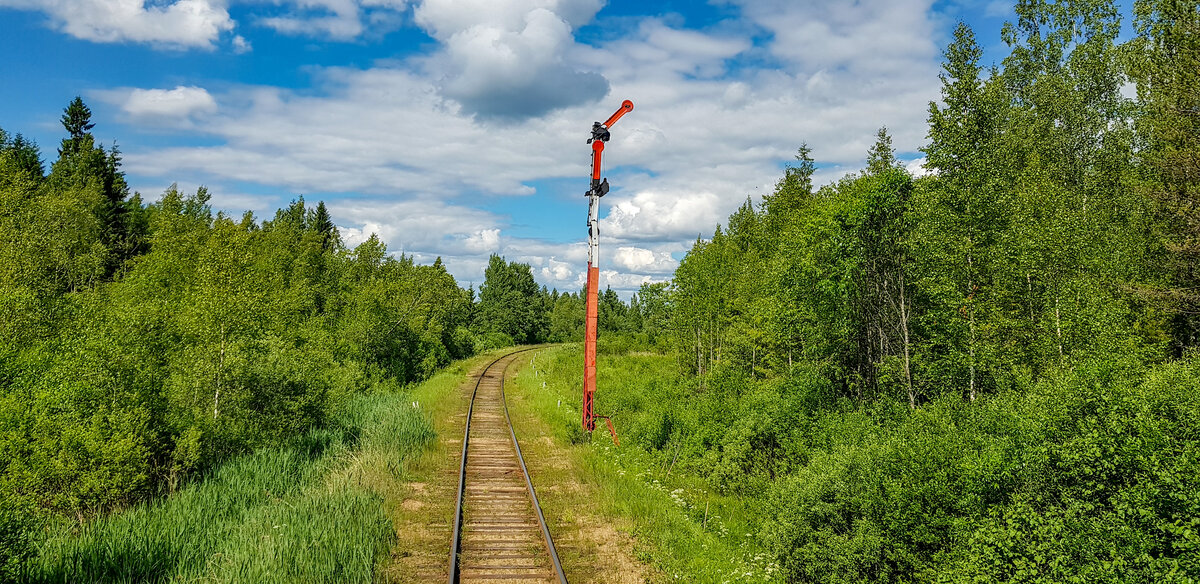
762,357,1200,583
0,495,38,581
446,326,476,360
474,331,514,352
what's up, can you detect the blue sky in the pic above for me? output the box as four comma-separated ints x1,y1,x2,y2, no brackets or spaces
1,0,1032,294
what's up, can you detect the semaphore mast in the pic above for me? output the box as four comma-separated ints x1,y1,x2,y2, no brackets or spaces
582,99,633,443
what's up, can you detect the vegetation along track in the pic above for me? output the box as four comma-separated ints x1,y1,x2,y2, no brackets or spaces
449,348,567,584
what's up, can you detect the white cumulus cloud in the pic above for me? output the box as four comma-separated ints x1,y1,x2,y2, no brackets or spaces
253,0,414,40
0,0,235,49
232,34,251,53
258,0,364,39
611,246,677,274
122,86,218,117
463,228,502,253
603,190,727,243
905,157,933,178
414,0,609,117
540,258,576,283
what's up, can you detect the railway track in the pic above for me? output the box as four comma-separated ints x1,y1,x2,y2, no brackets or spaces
449,348,567,584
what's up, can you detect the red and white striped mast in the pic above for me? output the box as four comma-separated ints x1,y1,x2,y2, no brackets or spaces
582,99,633,442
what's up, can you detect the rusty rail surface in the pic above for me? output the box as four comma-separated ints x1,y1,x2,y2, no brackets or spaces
449,348,566,584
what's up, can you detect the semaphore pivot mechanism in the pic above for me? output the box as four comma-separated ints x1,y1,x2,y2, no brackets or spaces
582,99,633,444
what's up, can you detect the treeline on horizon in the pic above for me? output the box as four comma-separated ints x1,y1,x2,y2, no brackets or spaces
0,98,661,576
621,1,1199,581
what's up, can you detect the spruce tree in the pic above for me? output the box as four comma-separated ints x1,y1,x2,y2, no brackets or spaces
8,134,43,179
762,144,815,236
311,201,336,251
58,96,95,157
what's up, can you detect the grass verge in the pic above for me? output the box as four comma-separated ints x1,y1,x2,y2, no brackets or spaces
507,344,776,584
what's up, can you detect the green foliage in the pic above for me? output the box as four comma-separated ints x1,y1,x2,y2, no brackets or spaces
606,3,1198,581
760,356,1200,583
28,389,432,583
526,344,1200,583
475,254,548,344
0,181,473,512
0,495,39,582
633,282,671,346
474,331,515,352
1124,0,1200,348
0,100,480,574
547,291,584,342
0,131,43,180
58,97,94,150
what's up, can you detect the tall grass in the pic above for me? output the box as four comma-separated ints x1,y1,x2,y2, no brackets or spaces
510,344,776,583
27,388,434,584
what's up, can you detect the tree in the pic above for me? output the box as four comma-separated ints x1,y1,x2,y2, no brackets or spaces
0,129,42,192
43,98,144,277
547,291,583,342
1127,0,1200,349
6,134,43,180
919,22,1000,400
598,286,627,335
850,128,915,406
634,282,670,343
309,200,337,252
58,96,95,157
996,0,1154,373
763,144,816,235
866,127,898,175
475,254,548,344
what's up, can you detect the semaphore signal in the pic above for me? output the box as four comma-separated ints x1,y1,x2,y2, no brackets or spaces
582,99,633,444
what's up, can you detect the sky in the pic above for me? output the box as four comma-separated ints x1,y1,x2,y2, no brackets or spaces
0,0,1025,296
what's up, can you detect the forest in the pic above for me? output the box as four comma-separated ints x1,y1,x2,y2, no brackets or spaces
2,0,1200,581
0,98,647,577
585,1,1200,580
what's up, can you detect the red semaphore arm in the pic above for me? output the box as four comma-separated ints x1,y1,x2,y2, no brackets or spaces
603,100,634,129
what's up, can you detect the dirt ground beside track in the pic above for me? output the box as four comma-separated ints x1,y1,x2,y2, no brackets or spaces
382,349,651,583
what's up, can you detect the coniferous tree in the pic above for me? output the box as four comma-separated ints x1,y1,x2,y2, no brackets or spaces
1127,0,1200,349
310,200,337,251
7,134,43,179
58,96,95,157
762,144,815,236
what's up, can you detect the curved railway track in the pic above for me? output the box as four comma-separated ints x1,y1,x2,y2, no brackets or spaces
449,348,567,584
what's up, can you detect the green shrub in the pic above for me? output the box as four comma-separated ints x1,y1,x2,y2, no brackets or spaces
763,357,1200,584
474,331,514,352
447,325,476,360
0,495,38,581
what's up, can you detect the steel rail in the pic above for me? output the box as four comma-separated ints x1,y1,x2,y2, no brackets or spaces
501,356,568,583
448,347,565,584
